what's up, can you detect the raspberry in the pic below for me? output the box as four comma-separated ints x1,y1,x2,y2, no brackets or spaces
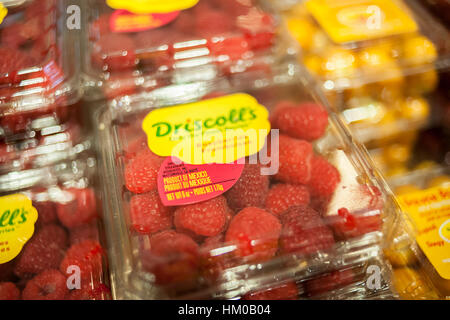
34,199,57,226
225,207,281,262
0,48,34,83
0,282,20,300
196,9,234,37
265,183,310,216
56,188,98,229
225,164,269,211
123,134,147,160
89,14,111,40
199,234,235,283
0,262,14,282
60,240,104,282
130,191,173,235
308,156,341,198
280,206,335,255
69,222,99,245
91,33,137,71
142,230,199,285
244,281,299,300
305,269,355,296
22,270,68,300
272,102,329,141
208,35,250,61
103,71,138,99
330,207,382,240
14,224,68,278
275,135,313,185
174,196,229,237
68,282,111,300
125,149,163,194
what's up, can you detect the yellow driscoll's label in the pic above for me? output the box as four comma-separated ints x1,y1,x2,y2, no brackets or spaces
143,93,271,165
0,194,38,264
306,0,418,43
106,0,199,14
0,3,8,25
397,186,450,280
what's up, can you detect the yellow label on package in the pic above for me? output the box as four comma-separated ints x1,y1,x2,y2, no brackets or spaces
106,0,199,14
397,186,450,280
0,3,7,25
0,194,38,264
306,0,418,43
143,93,271,165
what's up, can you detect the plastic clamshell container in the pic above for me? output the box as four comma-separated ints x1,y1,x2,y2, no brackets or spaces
0,156,111,300
81,0,299,100
280,0,450,145
0,0,82,136
95,64,397,299
383,166,450,300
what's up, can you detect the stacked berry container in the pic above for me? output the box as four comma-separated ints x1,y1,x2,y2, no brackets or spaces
278,0,450,146
0,0,88,174
81,0,296,100
0,157,111,300
95,64,398,300
383,166,450,300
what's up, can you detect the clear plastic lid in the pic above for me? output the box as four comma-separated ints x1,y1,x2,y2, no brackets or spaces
95,64,397,299
81,0,298,100
0,0,82,126
280,0,450,92
0,157,111,300
383,165,450,299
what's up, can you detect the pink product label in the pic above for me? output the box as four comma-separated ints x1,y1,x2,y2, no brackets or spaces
110,10,180,33
157,157,245,206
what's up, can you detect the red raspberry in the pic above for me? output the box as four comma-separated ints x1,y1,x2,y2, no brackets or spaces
34,199,57,226
305,269,355,297
123,134,147,160
174,196,229,237
124,149,163,194
308,156,341,198
103,71,138,99
0,282,20,300
330,207,382,240
225,164,269,211
89,14,112,40
91,33,137,71
225,207,281,262
69,222,100,245
0,262,15,282
238,9,276,50
208,35,250,61
60,240,104,282
22,269,68,300
275,135,313,185
195,9,234,37
68,282,111,300
142,230,199,285
130,191,173,235
0,48,34,84
280,206,335,255
56,188,98,229
199,234,235,283
14,224,68,278
244,281,299,300
265,183,310,216
272,102,329,141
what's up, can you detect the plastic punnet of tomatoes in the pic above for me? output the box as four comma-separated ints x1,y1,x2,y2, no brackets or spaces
0,0,82,137
81,0,298,101
94,63,398,300
279,0,450,145
0,156,111,300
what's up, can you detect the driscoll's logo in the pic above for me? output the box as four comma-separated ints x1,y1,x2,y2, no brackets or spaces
0,208,29,228
143,94,271,165
151,107,258,138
